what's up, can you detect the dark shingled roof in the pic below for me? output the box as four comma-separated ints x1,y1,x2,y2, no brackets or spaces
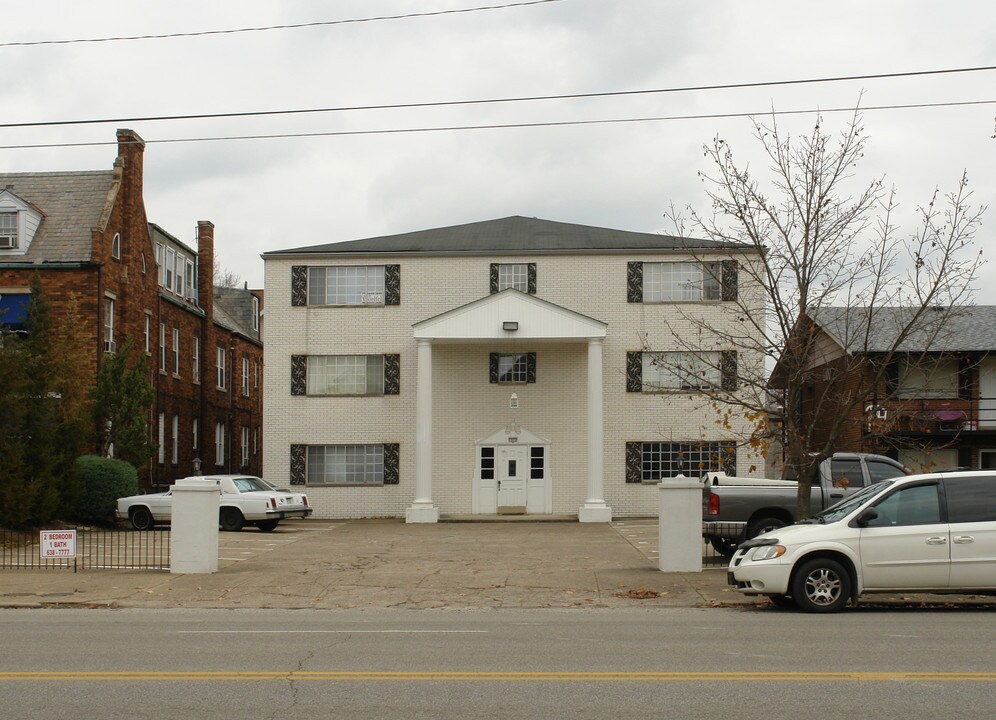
0,171,115,263
265,216,735,256
811,306,996,353
213,287,260,341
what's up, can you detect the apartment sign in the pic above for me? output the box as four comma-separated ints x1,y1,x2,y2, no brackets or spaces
40,530,77,558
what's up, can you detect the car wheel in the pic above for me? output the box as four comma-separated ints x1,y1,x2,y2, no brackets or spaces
746,516,787,540
767,594,796,609
256,520,279,532
219,507,245,532
709,537,739,557
129,507,155,531
792,558,851,613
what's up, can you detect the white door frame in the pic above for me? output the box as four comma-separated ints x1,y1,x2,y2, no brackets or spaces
472,425,552,514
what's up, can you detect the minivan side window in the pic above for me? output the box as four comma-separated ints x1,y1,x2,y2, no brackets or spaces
866,482,941,527
945,477,996,523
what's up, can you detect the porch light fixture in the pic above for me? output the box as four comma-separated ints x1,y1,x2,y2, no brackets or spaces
502,321,518,331
510,393,519,410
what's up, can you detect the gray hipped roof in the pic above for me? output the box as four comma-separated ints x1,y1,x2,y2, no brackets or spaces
0,171,115,262
265,216,735,256
811,306,996,353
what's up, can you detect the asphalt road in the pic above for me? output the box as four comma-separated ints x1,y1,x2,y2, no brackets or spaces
2,607,994,719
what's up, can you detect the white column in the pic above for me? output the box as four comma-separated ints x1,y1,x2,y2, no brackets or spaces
407,338,439,523
579,337,612,522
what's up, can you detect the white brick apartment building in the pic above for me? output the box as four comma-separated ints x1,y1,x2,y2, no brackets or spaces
261,216,764,522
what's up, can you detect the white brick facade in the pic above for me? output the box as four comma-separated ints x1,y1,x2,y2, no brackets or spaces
263,220,765,519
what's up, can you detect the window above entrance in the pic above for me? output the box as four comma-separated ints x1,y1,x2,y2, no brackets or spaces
490,352,536,384
490,263,536,294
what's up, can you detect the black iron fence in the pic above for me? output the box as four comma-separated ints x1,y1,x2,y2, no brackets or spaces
1,527,170,571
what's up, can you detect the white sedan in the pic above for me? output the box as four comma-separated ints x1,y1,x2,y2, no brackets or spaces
117,475,312,532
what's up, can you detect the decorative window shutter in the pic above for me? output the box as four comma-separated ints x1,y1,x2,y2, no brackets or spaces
527,263,537,294
385,265,401,305
627,262,643,303
290,355,307,395
489,353,499,383
721,260,738,301
384,443,400,484
625,442,642,483
720,351,738,391
384,354,401,395
489,264,499,294
722,444,737,475
626,351,643,392
291,266,308,306
289,444,306,485
526,352,537,383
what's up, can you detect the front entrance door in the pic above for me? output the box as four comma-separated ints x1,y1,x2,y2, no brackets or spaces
497,446,528,513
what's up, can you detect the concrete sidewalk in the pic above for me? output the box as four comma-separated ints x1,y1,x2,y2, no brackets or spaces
1,519,992,610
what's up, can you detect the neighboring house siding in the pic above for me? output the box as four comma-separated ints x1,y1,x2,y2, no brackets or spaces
264,250,765,518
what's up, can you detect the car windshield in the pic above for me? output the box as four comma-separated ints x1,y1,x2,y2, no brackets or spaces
815,480,896,523
232,477,269,493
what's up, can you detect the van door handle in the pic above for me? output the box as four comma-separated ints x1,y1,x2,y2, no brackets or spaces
953,536,975,544
925,536,948,545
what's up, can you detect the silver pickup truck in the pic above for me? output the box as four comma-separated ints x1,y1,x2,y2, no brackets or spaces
702,453,909,556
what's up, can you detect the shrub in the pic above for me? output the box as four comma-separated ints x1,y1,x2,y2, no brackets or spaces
74,455,138,525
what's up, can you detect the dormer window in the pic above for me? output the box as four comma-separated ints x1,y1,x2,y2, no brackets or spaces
251,295,260,332
0,212,17,249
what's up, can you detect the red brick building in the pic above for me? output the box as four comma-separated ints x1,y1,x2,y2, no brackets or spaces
0,129,263,489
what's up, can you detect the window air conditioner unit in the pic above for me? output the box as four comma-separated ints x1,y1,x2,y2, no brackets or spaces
0,235,16,249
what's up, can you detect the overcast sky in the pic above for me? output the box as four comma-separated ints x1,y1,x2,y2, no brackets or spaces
2,0,993,301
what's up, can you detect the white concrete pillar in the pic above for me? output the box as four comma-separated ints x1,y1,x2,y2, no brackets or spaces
170,477,221,574
658,476,703,572
579,337,611,522
407,338,439,523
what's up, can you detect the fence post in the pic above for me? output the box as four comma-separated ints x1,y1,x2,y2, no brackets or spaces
170,478,221,574
658,475,703,572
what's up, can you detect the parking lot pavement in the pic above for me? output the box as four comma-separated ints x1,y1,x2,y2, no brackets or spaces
215,522,335,569
610,518,659,563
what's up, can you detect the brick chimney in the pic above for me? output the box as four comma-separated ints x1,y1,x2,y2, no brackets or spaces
115,129,145,199
197,221,215,314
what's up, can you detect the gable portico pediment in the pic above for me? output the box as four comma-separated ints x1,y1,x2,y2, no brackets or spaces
413,288,607,342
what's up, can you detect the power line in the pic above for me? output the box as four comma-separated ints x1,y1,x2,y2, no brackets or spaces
2,99,992,150
2,65,994,131
0,0,562,48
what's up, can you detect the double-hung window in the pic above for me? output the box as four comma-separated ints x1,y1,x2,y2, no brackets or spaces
172,327,180,375
192,335,200,383
171,414,179,465
103,297,115,353
215,422,225,466
307,355,384,395
643,262,720,301
498,263,528,291
217,346,226,389
308,266,385,306
0,212,18,248
159,323,166,371
241,357,250,396
628,350,736,393
143,315,151,354
641,351,721,391
489,352,536,385
241,427,249,468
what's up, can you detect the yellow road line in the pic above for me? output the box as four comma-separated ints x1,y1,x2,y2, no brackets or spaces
1,671,994,682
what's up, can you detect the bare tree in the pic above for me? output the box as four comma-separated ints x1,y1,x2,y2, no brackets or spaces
661,109,985,519
213,258,242,289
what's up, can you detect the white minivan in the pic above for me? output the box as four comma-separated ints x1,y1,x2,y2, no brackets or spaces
728,471,996,612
